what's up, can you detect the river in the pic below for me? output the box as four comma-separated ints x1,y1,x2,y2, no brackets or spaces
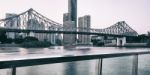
0,46,150,75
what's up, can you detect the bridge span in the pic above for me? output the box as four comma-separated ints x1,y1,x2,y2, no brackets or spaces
0,8,138,46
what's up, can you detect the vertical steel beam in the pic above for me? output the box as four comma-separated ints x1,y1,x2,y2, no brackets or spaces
97,58,103,75
132,54,138,75
11,65,16,75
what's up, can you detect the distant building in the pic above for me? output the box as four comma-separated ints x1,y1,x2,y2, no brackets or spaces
5,13,20,39
63,13,71,22
63,21,76,45
68,0,77,43
62,0,77,46
63,13,76,45
47,26,57,45
78,15,91,45
68,0,77,26
27,19,62,45
27,19,46,41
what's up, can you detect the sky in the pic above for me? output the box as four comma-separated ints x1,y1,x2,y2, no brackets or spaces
0,0,150,34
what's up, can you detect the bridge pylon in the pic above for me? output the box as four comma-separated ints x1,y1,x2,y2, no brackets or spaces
116,37,126,46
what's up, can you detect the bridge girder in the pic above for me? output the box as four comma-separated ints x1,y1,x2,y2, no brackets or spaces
0,9,138,37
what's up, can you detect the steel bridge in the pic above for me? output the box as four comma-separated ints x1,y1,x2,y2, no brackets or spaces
0,8,138,37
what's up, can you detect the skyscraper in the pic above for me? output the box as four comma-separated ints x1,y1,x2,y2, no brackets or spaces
63,0,77,45
68,0,77,27
63,13,76,45
78,15,91,45
63,13,71,22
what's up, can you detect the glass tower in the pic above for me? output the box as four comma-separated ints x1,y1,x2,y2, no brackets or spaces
68,0,77,27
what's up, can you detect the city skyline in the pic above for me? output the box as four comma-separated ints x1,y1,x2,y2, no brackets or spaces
0,0,150,34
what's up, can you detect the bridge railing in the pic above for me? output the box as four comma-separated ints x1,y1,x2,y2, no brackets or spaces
0,50,150,75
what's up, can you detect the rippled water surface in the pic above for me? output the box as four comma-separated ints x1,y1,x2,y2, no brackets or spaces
0,46,150,75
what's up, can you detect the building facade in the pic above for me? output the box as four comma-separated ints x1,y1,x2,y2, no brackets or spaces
68,0,77,44
78,15,91,45
27,19,59,45
68,0,77,26
27,19,46,41
63,13,76,45
63,21,76,45
5,13,20,39
47,26,57,45
63,13,71,22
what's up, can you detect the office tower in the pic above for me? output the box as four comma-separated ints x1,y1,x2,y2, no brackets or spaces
63,13,76,45
68,0,77,44
78,15,91,45
68,0,77,26
27,19,58,44
63,13,71,22
62,0,77,45
5,13,20,39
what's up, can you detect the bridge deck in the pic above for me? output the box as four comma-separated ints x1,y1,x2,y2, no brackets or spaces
0,28,137,37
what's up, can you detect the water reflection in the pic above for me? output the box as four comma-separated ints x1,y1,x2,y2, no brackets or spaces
0,47,150,75
102,56,133,75
64,62,77,75
138,54,150,75
64,60,96,75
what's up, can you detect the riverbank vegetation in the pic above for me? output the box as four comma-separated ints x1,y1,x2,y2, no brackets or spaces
20,36,52,48
147,33,150,47
146,32,150,47
0,30,52,48
21,41,52,48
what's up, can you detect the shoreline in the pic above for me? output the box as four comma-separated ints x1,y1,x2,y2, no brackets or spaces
0,44,20,47
0,44,149,48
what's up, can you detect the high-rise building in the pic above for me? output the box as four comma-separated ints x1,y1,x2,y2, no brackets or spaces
78,15,91,45
68,0,77,26
63,13,76,45
5,13,20,39
63,0,77,45
63,21,76,45
68,0,77,44
5,13,18,28
27,19,46,41
63,13,71,22
27,19,58,45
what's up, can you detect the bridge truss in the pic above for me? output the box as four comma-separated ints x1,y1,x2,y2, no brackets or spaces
0,8,138,37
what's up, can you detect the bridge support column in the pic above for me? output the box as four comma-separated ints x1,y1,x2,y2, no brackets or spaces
116,37,126,46
28,32,35,37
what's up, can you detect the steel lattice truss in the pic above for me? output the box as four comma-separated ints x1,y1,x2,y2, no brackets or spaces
0,8,138,36
90,21,138,36
0,8,62,30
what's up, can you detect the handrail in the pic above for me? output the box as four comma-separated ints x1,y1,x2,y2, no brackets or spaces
0,50,150,69
0,50,150,75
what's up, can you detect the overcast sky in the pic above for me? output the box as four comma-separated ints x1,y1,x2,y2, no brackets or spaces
0,0,150,34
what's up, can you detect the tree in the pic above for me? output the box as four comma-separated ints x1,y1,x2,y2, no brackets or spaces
24,36,38,42
147,32,150,46
56,39,62,46
5,38,13,44
14,38,24,44
0,30,7,44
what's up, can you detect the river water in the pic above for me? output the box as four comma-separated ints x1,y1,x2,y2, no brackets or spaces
0,46,150,75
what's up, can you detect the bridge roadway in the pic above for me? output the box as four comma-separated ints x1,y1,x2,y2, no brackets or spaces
0,28,137,37
0,47,150,75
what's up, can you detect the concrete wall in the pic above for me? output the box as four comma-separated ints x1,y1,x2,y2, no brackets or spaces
117,37,126,46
